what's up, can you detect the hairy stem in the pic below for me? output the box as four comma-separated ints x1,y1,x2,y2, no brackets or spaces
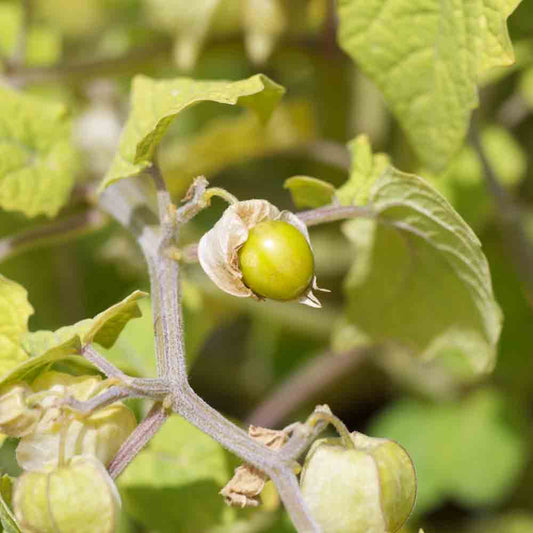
100,176,326,531
108,402,169,479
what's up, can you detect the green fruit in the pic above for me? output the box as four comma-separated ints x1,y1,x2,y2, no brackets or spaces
238,220,314,301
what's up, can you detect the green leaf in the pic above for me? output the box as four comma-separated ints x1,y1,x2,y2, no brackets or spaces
337,0,522,170
22,290,148,357
0,336,82,390
0,87,77,218
370,389,528,514
284,176,335,209
119,415,236,533
336,135,390,206
0,475,21,533
162,101,316,198
0,275,33,378
342,167,502,373
100,74,285,192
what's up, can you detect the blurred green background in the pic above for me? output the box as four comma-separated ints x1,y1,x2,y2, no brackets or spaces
1,1,533,532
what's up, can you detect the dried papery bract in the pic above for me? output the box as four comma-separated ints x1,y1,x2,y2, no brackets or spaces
198,199,325,307
14,455,121,533
220,425,288,507
300,432,416,533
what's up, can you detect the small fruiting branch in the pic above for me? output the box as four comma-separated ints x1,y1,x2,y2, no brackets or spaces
96,170,382,532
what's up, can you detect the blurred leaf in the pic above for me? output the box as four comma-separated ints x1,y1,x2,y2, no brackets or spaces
23,290,147,356
424,126,526,230
0,275,33,378
162,101,316,198
370,388,528,514
519,66,533,108
119,415,236,533
0,3,61,67
34,0,106,37
284,176,335,208
468,512,533,533
244,0,286,65
342,167,502,373
101,74,285,192
336,135,390,206
0,87,77,218
337,0,521,170
0,475,21,533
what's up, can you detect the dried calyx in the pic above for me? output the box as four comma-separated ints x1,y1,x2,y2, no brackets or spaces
198,199,327,307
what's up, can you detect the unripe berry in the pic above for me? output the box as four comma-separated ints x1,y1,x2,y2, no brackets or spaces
300,432,416,533
238,220,314,301
198,199,325,307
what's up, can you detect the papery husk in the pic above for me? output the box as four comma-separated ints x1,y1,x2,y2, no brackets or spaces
198,199,325,307
14,455,121,533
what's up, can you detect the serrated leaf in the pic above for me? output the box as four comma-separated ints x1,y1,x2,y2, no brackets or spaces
0,87,77,218
0,276,33,378
337,0,522,170
100,74,285,192
342,167,502,373
0,475,21,533
336,135,390,206
370,389,527,514
119,415,236,532
284,176,335,208
22,290,147,358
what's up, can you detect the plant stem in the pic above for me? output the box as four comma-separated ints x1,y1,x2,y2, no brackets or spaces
7,39,171,87
0,208,107,264
100,175,324,531
297,204,374,226
470,121,533,308
108,402,169,479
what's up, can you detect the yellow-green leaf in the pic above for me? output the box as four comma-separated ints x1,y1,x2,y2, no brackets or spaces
100,74,285,192
284,176,335,209
337,0,522,170
0,275,33,378
342,167,502,373
23,290,148,357
0,87,77,217
336,135,390,206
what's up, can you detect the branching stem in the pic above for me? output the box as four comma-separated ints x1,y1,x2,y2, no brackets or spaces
97,175,377,531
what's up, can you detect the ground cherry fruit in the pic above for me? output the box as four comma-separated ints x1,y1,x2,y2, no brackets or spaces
238,220,314,301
